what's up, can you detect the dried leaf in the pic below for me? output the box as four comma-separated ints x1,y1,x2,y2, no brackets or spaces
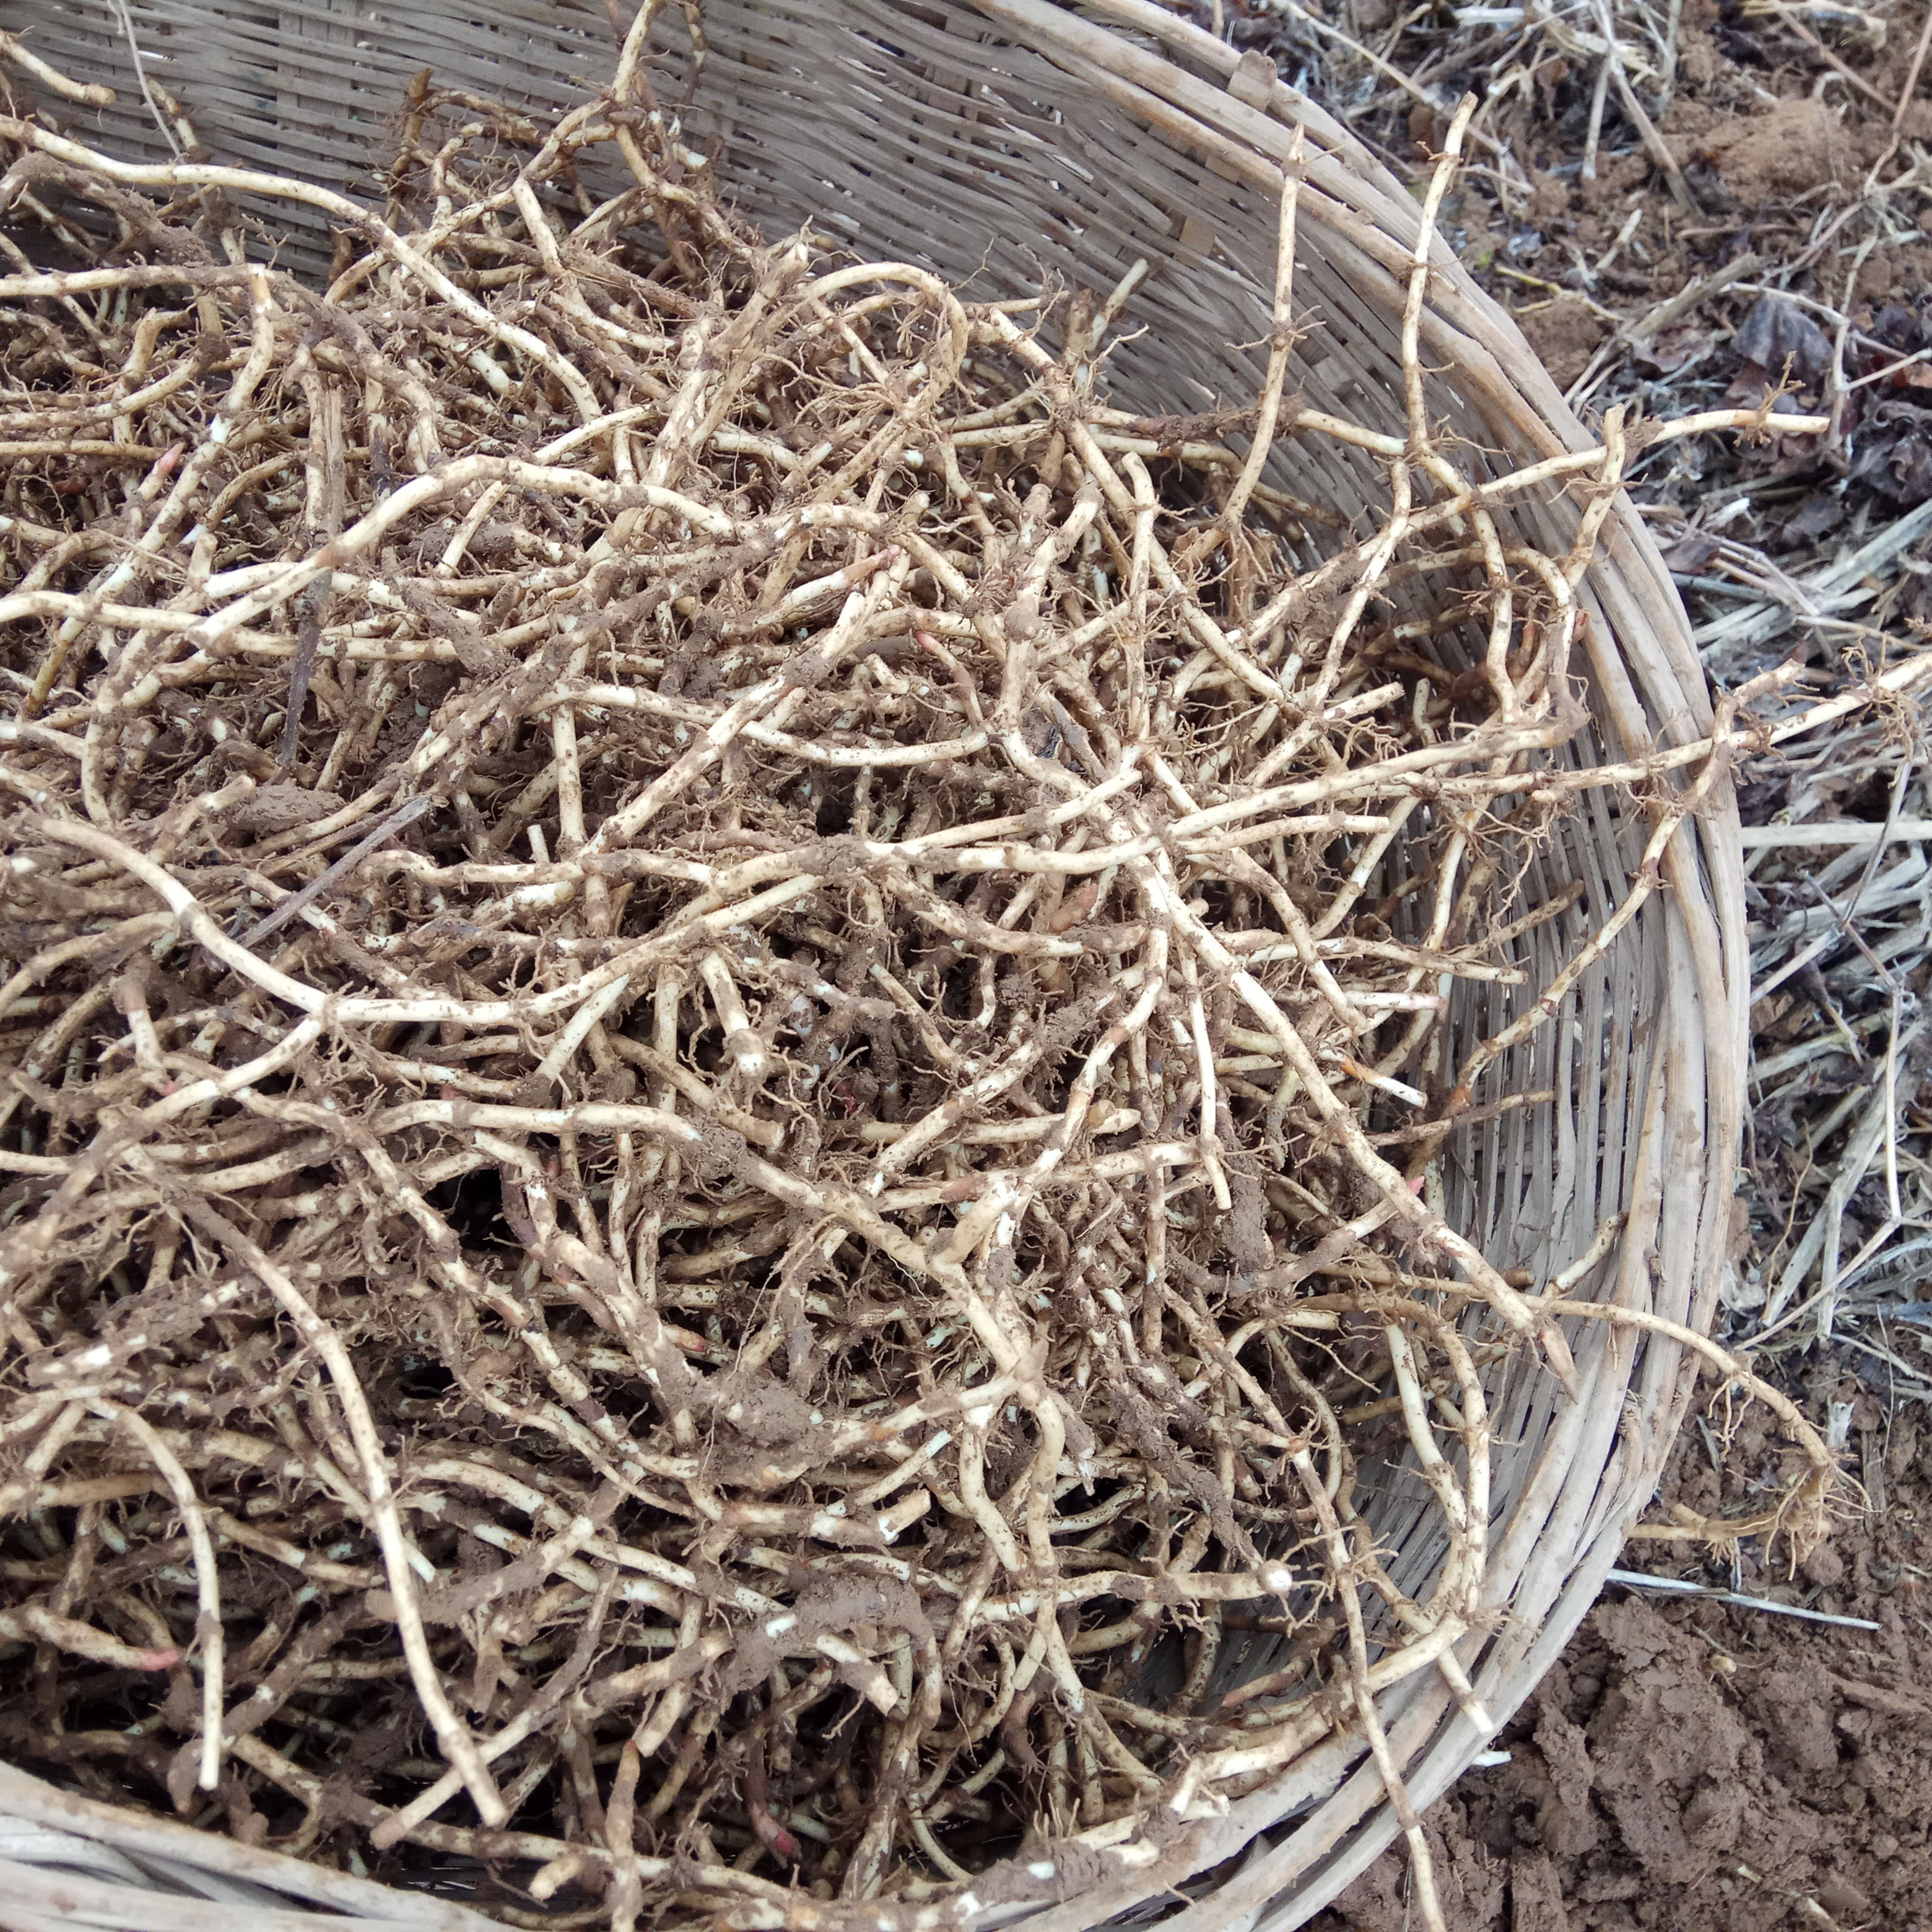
1733,294,1832,389
1848,397,1932,507
1660,530,1721,573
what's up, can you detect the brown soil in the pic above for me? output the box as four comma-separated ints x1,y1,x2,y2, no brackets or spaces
1310,1385,1932,1931
1679,95,1854,204
1514,298,1611,391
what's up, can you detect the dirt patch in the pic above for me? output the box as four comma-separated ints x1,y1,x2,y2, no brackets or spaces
1311,1389,1932,1931
1515,297,1611,390
1682,96,1850,203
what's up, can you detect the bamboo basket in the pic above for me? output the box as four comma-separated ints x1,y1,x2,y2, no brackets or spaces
0,1,1744,1927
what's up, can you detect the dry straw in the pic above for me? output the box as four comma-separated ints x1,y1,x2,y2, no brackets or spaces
0,4,1902,1930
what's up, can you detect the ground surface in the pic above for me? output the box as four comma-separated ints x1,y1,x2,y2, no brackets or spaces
1311,1388,1932,1930
1165,1,1932,1926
